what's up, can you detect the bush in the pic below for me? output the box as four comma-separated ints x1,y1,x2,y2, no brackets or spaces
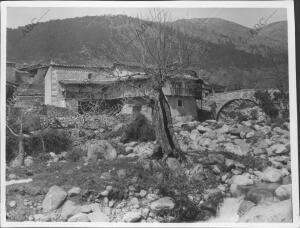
254,90,279,119
120,114,155,143
42,129,71,153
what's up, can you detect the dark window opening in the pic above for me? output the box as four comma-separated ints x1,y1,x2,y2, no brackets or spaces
88,73,92,80
178,99,183,107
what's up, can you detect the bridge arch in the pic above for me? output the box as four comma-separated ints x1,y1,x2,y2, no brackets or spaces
216,98,259,121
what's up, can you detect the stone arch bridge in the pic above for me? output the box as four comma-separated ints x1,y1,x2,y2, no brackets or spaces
204,89,259,120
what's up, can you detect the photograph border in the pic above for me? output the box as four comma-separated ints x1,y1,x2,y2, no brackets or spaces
1,1,298,227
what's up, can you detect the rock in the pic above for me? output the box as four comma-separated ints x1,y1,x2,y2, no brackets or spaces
68,187,81,197
116,169,126,178
24,156,34,167
238,200,255,217
275,184,292,200
109,200,114,207
282,175,292,185
9,200,17,208
217,124,230,134
125,146,134,154
33,213,51,222
231,174,254,186
142,208,150,218
230,174,254,196
166,157,180,171
8,173,17,180
87,140,117,161
283,122,290,130
68,213,90,222
80,204,93,213
61,200,81,220
130,197,139,205
123,211,142,222
224,143,247,156
238,199,292,222
212,165,221,174
150,197,175,211
267,144,288,155
261,167,283,183
190,129,201,141
139,190,147,198
245,188,274,204
253,147,265,155
42,185,67,213
147,193,159,201
87,211,109,222
133,142,156,158
197,125,211,133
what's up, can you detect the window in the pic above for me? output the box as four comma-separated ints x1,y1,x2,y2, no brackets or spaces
88,73,92,80
178,99,183,107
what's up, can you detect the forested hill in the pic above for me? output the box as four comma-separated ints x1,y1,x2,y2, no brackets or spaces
7,15,288,90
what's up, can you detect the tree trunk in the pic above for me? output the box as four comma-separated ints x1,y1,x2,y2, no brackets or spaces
11,136,25,167
152,88,182,160
11,116,26,167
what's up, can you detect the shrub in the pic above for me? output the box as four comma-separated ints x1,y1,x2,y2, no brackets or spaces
120,114,155,143
42,129,71,153
254,90,279,119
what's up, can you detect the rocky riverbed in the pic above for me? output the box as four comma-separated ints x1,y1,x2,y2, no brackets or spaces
6,118,292,223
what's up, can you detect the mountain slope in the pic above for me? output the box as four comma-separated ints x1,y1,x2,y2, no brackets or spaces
6,15,288,90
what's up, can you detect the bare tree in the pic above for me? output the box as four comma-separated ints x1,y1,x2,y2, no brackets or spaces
83,9,198,161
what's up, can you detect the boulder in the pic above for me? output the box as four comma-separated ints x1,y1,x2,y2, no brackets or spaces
190,129,201,141
9,200,17,208
197,125,211,133
238,199,292,222
275,184,292,200
123,211,142,222
87,140,117,161
230,174,254,196
133,142,156,158
24,156,34,167
68,187,81,197
166,158,180,171
216,124,230,134
60,200,81,220
42,185,67,213
260,167,283,183
150,197,175,211
87,211,109,222
238,200,255,217
224,143,248,156
68,213,90,222
245,188,274,204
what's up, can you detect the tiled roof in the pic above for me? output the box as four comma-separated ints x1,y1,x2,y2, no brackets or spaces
50,63,108,72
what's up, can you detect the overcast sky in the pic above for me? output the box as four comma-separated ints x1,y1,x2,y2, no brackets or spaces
7,7,287,29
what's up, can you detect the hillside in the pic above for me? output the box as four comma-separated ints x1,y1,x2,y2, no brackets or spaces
6,15,288,90
172,18,287,54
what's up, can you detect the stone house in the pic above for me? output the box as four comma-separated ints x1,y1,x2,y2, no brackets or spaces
12,62,205,122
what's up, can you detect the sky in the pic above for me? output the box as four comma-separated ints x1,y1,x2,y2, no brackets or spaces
7,7,287,29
